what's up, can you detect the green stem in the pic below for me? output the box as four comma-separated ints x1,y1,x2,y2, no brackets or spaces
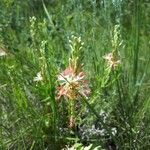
133,0,140,85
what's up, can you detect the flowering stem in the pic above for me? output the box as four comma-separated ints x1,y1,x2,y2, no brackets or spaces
68,99,75,128
102,68,112,88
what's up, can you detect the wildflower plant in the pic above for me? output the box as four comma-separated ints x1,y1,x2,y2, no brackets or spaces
102,25,122,87
56,35,90,128
104,25,122,70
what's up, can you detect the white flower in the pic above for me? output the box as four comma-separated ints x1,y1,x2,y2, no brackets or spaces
0,48,7,57
33,71,43,82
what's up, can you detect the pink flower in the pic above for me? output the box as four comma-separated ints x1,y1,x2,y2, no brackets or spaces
56,66,90,100
103,52,120,69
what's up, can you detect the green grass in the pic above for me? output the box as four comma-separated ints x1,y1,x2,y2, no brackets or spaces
0,0,150,149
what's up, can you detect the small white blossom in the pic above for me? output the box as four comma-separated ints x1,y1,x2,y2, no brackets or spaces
0,48,7,57
33,72,43,82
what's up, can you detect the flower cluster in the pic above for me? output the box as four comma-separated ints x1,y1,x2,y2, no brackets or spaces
56,65,90,100
56,35,90,100
103,52,120,70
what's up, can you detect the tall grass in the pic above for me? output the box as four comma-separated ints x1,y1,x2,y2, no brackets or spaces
0,0,150,149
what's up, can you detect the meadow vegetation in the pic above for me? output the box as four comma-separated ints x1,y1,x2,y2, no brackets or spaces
0,0,150,149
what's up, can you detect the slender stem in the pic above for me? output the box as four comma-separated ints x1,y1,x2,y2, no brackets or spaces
133,0,140,85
